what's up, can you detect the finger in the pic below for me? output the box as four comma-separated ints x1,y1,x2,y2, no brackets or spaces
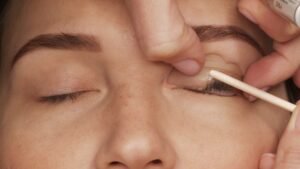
287,101,300,131
244,37,300,89
274,102,300,169
125,0,204,75
260,153,275,169
293,68,300,87
238,0,300,42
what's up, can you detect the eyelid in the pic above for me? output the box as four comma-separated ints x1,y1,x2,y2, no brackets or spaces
41,88,100,96
167,68,210,91
167,67,241,89
167,65,242,96
39,91,85,104
184,78,240,96
203,54,243,77
38,89,100,104
39,86,98,97
167,53,243,90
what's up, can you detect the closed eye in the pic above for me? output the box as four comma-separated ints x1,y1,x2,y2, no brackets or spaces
39,91,87,104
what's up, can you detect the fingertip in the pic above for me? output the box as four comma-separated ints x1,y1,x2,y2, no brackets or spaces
259,153,275,169
244,52,296,89
293,69,300,88
238,0,298,42
143,24,204,76
289,100,300,130
237,0,251,11
238,8,257,24
238,0,257,24
237,0,258,24
243,64,265,88
169,28,205,75
173,59,202,75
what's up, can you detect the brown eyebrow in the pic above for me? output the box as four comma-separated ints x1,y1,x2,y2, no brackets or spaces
193,25,265,55
11,33,101,68
10,25,262,69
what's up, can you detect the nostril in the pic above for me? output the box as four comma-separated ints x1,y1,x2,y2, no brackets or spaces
109,161,123,166
150,159,162,165
108,161,128,169
109,159,162,168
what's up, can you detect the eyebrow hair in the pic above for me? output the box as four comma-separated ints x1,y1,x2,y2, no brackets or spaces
193,25,265,55
11,33,101,68
10,25,263,69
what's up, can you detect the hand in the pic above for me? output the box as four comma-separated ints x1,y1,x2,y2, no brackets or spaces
238,0,300,89
124,0,204,75
259,101,300,169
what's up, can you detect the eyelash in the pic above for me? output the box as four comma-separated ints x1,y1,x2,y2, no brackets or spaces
183,80,239,96
39,91,85,104
39,80,236,104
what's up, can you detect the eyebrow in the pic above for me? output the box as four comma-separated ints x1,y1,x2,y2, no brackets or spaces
193,25,264,55
11,33,101,68
10,25,263,69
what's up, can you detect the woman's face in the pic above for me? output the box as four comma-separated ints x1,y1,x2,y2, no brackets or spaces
0,0,291,168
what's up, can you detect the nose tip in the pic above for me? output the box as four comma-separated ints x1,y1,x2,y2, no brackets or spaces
106,139,165,168
96,131,176,169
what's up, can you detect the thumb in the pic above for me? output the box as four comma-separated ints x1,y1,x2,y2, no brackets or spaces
274,102,300,169
125,0,204,75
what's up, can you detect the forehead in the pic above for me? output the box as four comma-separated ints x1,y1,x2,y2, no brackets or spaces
2,0,270,65
4,0,244,35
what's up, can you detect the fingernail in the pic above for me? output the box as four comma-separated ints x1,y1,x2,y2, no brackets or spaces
239,8,257,24
262,153,275,159
260,153,275,169
173,59,201,75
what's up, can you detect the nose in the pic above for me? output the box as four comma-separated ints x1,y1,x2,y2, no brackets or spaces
96,85,176,169
97,130,176,169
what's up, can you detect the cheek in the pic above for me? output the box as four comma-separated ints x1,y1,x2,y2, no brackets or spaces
0,127,89,169
0,108,108,169
170,119,278,169
165,95,279,169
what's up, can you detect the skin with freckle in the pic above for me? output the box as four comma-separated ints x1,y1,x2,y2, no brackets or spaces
0,0,291,169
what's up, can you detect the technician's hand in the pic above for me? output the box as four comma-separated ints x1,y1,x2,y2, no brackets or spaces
238,0,300,89
259,102,300,169
125,0,204,75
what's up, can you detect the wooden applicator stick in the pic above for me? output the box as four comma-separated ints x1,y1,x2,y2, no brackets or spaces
209,70,297,112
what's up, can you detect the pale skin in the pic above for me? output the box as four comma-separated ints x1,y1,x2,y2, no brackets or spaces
125,0,300,88
0,0,297,169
